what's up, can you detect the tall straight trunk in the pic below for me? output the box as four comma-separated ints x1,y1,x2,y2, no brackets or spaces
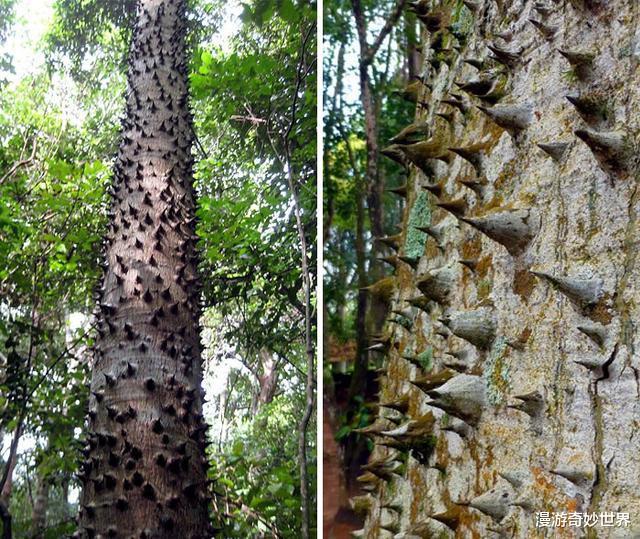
77,1,211,537
348,0,406,403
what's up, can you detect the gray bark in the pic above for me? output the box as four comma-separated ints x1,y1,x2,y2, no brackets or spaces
357,0,640,538
77,0,211,537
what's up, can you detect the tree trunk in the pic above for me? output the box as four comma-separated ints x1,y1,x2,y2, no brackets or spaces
77,1,211,537
250,349,279,415
31,475,49,539
0,500,10,539
356,1,640,538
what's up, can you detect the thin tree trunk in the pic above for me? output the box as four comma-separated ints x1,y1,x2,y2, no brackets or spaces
78,1,211,537
31,475,49,539
348,0,406,403
251,349,279,415
0,500,10,539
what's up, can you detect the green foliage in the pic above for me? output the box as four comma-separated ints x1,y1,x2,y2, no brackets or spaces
210,397,316,538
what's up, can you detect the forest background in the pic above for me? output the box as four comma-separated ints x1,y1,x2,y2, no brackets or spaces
323,0,418,533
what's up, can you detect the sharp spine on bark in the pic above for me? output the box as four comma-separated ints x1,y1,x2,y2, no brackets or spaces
436,198,467,216
574,128,629,171
487,43,522,68
428,506,463,530
380,412,435,439
465,485,515,520
442,358,469,373
435,110,455,124
565,94,608,123
399,139,453,171
462,0,481,12
461,208,538,256
378,255,400,269
458,178,487,197
426,374,486,424
405,295,433,313
421,180,445,198
534,1,553,15
458,259,477,272
494,29,513,42
379,395,410,414
550,466,594,489
410,369,456,393
442,96,469,114
441,416,472,437
507,390,544,417
537,141,569,161
416,266,455,304
477,104,532,133
577,322,607,347
389,121,431,144
397,255,420,270
464,57,485,70
349,495,374,516
530,271,604,308
499,470,529,488
439,308,496,349
529,18,558,40
449,145,485,173
558,48,594,79
381,145,409,168
376,234,402,252
387,184,408,198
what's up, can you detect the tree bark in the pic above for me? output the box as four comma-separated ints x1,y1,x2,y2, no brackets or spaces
347,0,406,409
0,500,10,539
31,475,49,539
251,349,279,415
77,1,211,537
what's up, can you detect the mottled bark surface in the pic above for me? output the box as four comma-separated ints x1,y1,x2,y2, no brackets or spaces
31,475,49,539
358,0,640,538
77,0,211,537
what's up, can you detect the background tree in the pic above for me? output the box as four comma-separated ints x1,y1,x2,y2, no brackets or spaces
323,0,413,533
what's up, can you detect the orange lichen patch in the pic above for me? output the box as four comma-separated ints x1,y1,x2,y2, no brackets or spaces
480,193,505,213
476,278,493,300
327,336,356,363
518,326,532,344
513,268,537,300
586,295,614,325
481,469,493,484
425,240,443,259
461,236,483,260
476,255,493,278
408,463,430,519
395,264,416,291
532,467,561,503
493,157,518,193
566,497,579,513
477,116,508,153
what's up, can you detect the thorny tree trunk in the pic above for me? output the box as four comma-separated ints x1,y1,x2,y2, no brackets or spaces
77,1,211,537
357,1,640,538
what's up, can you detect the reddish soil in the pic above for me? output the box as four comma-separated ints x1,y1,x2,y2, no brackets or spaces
323,401,362,539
